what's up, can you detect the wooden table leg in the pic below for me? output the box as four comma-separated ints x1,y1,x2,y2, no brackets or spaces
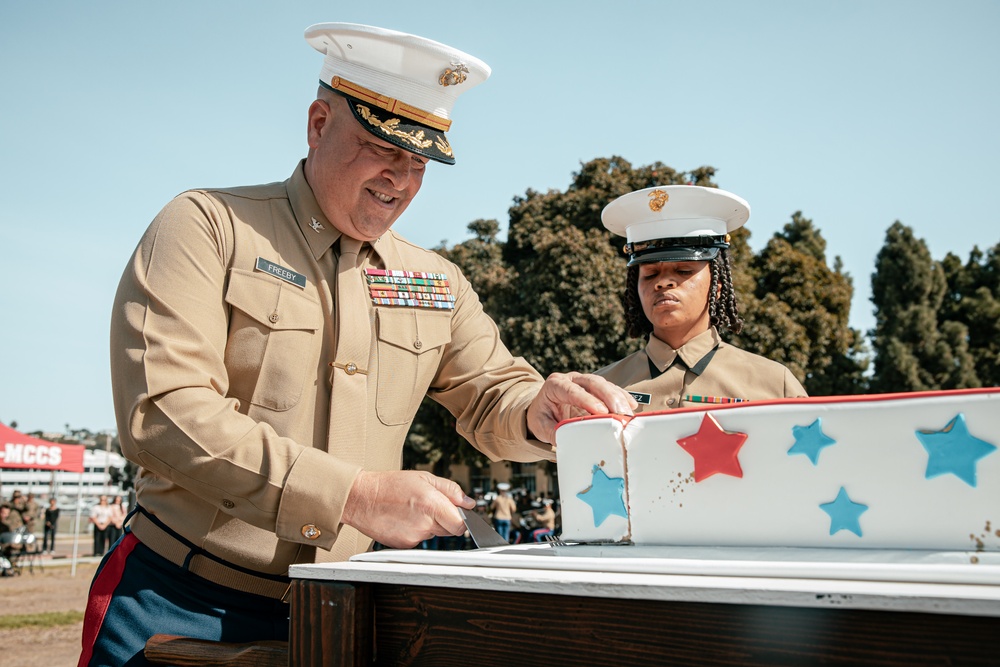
289,580,373,667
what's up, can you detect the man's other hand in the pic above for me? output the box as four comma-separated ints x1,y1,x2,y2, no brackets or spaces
526,372,637,444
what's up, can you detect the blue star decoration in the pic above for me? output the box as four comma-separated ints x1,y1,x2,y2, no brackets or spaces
576,465,628,527
819,487,868,537
915,413,997,487
788,418,837,465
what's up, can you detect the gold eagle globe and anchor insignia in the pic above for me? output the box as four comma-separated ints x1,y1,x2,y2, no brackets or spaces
439,62,469,87
647,189,669,212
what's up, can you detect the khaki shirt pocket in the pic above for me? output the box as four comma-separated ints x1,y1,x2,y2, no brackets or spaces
224,269,322,411
375,308,452,426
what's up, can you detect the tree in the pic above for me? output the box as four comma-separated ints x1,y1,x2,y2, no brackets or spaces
940,242,1000,387
731,212,868,395
498,156,699,374
868,222,979,392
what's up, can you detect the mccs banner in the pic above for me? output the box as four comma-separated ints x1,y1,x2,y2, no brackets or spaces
0,422,85,472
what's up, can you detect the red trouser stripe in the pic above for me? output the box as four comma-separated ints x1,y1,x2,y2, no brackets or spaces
77,532,139,667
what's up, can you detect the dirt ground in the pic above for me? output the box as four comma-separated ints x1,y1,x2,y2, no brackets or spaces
0,558,98,667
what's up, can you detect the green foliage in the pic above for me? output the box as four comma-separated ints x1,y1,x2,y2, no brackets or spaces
730,211,869,395
499,156,696,374
941,242,1000,387
868,222,980,392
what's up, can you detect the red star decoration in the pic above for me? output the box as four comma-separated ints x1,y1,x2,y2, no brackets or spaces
676,413,748,482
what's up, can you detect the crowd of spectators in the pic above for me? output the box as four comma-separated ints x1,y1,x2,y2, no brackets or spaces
1,489,42,575
0,489,130,573
5,482,544,561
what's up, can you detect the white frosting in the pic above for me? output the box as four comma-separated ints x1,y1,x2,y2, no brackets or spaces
555,390,1000,551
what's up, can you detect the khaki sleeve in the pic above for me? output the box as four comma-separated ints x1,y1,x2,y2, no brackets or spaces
111,192,358,549
427,266,554,462
785,367,809,398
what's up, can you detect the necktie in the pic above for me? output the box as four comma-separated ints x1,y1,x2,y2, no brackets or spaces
329,236,371,467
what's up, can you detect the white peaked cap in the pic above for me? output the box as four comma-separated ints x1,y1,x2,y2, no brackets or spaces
305,23,491,164
602,185,750,264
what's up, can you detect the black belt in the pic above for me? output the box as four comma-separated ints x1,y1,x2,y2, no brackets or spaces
128,507,291,601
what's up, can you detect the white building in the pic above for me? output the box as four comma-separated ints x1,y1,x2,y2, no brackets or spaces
1,448,129,504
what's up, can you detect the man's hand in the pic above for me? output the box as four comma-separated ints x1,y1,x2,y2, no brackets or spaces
526,372,637,444
342,470,475,548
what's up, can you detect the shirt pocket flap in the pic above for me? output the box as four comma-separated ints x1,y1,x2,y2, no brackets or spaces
376,308,452,354
225,269,321,331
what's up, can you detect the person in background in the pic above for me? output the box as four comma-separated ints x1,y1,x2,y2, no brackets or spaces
0,505,13,535
0,504,16,576
490,483,517,542
80,21,634,666
107,495,126,547
530,498,556,542
88,495,112,557
5,492,24,532
43,497,60,555
597,186,807,408
21,493,40,535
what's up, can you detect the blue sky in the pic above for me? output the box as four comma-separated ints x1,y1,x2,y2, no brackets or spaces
2,1,998,433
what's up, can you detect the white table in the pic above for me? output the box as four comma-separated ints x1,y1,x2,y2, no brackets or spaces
287,544,1000,665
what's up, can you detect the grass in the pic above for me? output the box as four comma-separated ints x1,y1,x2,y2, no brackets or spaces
0,610,85,630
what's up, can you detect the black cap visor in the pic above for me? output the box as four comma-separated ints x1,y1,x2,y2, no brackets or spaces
626,235,728,266
323,84,456,165
628,245,720,266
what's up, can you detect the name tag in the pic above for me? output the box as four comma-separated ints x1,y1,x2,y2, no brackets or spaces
255,257,306,289
629,391,651,405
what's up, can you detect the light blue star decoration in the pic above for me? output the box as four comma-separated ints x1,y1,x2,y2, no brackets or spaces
577,466,628,527
819,487,868,537
788,418,837,465
915,413,996,487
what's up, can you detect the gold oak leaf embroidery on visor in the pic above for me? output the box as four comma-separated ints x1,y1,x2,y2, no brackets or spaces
356,104,435,149
435,135,453,157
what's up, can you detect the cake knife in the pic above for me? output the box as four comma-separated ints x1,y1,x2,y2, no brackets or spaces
459,507,509,548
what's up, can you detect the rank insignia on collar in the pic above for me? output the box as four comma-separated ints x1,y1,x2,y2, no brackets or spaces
365,268,455,310
309,217,324,232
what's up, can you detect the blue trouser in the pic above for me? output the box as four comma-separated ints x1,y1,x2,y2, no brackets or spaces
78,532,289,666
493,518,511,541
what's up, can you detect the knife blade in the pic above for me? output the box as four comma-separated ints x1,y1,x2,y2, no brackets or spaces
460,507,509,548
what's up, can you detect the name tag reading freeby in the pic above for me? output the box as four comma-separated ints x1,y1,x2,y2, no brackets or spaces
254,257,307,289
629,391,651,405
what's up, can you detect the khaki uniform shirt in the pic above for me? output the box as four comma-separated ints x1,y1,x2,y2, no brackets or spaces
490,494,517,521
532,505,556,530
111,161,552,572
596,327,807,412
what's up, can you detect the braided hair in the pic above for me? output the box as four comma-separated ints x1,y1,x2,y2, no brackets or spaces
622,248,743,339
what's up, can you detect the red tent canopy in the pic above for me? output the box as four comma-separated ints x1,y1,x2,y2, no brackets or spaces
0,422,85,473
